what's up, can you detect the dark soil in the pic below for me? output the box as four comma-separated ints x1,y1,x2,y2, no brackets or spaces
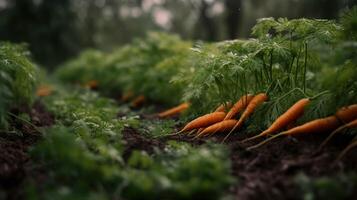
0,101,54,200
225,133,357,200
122,126,166,161
147,127,357,200
2,99,357,200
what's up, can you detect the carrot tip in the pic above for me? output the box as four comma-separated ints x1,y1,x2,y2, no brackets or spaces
241,134,264,143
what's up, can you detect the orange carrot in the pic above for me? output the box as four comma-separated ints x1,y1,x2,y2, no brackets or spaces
214,102,233,112
224,94,254,120
335,104,357,123
197,128,204,134
319,118,357,150
243,98,310,142
199,120,238,136
337,139,357,160
131,95,146,108
179,112,226,133
158,102,190,118
36,85,53,97
247,103,357,150
121,90,134,102
247,116,340,150
84,80,98,89
223,93,268,141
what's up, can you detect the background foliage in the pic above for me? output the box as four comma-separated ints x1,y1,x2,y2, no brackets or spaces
0,0,355,68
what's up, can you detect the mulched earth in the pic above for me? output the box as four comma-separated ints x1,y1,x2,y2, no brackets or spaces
131,122,357,200
0,101,54,200
122,126,166,161
2,100,357,200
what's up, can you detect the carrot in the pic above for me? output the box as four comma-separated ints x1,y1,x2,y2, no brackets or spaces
158,102,190,118
121,90,134,102
247,116,340,150
199,120,238,136
243,98,310,142
131,95,146,108
36,85,53,97
247,103,357,150
337,139,357,160
319,118,357,150
84,80,98,89
179,112,226,133
224,94,254,120
335,104,357,123
214,102,233,112
223,93,268,142
197,128,204,134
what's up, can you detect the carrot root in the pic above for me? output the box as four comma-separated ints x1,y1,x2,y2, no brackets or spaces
241,133,266,143
246,132,286,150
318,126,346,151
337,140,357,160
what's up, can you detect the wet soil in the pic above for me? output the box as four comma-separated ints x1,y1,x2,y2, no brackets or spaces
0,101,54,200
122,126,166,161
2,99,357,200
133,125,357,200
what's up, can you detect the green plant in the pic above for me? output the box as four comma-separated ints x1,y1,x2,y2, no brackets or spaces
295,173,357,200
0,42,37,129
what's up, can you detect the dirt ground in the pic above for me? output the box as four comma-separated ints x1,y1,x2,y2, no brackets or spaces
1,102,356,200
0,101,54,200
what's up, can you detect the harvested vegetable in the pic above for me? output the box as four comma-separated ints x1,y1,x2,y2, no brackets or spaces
199,120,238,137
214,102,233,112
121,90,134,102
131,95,146,108
319,118,357,150
247,116,340,150
243,98,310,142
337,139,357,160
179,112,226,133
83,80,98,89
158,102,190,118
247,103,357,150
36,85,53,97
223,93,268,141
335,104,357,123
224,94,254,120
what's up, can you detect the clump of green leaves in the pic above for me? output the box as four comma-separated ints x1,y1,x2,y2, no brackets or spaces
0,42,38,129
295,173,357,200
55,32,194,106
340,6,357,41
179,17,340,117
55,49,106,86
121,142,234,200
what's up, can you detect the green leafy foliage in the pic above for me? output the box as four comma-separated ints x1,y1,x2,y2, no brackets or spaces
0,42,37,129
121,142,233,200
27,84,234,199
55,32,193,105
55,50,106,85
295,173,357,200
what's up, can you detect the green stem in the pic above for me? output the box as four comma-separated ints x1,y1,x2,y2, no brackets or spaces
7,112,43,134
294,46,302,87
303,42,308,92
309,90,330,100
269,50,273,81
247,132,286,150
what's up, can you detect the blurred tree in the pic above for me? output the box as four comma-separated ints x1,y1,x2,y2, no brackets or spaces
225,0,242,39
0,0,354,69
0,0,81,69
196,0,217,41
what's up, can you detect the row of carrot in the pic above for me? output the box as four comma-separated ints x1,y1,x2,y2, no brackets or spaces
36,83,357,159
159,93,357,160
